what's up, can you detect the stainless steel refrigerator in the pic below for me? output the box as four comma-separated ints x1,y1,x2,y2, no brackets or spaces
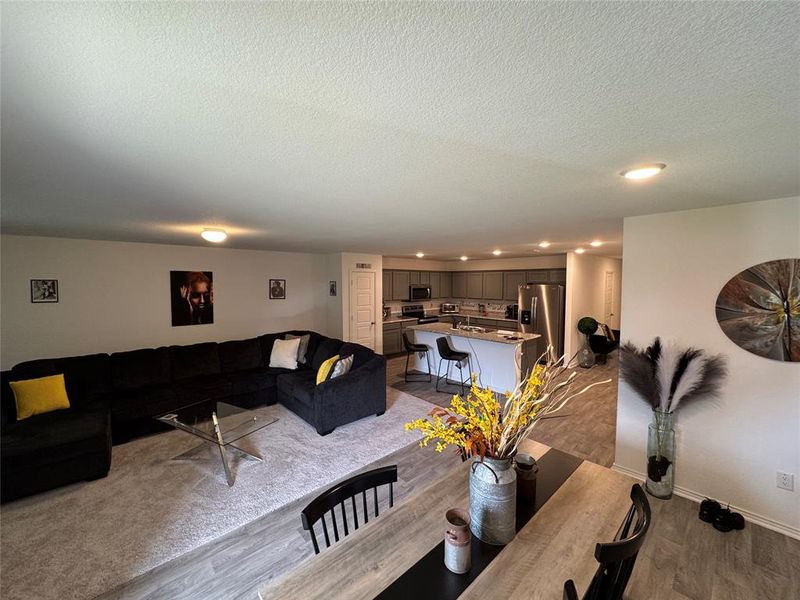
518,284,565,358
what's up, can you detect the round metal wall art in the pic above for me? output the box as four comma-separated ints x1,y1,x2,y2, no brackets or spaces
715,258,799,362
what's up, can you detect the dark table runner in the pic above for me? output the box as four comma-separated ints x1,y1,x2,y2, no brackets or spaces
374,448,583,600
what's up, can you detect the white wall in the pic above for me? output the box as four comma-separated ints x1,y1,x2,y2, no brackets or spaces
564,252,623,359
0,235,330,369
615,197,800,537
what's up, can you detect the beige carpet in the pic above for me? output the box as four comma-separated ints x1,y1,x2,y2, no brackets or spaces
0,388,432,600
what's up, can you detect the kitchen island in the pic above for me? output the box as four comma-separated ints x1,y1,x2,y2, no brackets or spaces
406,322,541,394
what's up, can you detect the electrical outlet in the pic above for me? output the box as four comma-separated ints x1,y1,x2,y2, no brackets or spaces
777,471,794,491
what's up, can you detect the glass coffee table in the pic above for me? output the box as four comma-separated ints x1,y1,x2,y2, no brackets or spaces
156,400,278,487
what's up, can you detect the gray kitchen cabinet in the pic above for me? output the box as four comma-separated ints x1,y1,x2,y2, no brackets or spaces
409,271,420,284
503,271,526,301
548,269,567,284
482,272,503,299
452,272,467,298
418,271,430,285
429,271,440,298
382,270,393,301
440,272,452,298
391,271,410,300
383,321,403,355
526,270,549,283
466,272,483,298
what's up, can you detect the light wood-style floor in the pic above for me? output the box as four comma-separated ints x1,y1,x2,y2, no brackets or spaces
98,353,800,599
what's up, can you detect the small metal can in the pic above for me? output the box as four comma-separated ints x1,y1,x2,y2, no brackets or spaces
444,508,471,574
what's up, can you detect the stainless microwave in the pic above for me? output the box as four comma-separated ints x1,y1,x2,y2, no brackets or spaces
408,285,431,301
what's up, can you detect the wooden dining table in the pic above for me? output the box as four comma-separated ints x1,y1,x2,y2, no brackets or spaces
259,440,638,600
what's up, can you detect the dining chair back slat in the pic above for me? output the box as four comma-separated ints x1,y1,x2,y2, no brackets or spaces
301,466,398,555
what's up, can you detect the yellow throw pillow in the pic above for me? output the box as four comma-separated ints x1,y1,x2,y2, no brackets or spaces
9,374,71,420
316,354,340,385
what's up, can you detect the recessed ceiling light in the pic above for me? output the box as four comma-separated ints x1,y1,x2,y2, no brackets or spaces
620,163,666,180
416,252,425,258
590,240,603,247
492,250,502,256
538,241,551,248
575,248,586,254
201,228,227,243
460,256,468,261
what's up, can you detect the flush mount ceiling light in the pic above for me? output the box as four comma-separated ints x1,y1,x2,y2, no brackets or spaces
201,228,227,243
590,240,603,247
460,256,469,261
575,247,586,254
416,252,425,258
492,250,502,256
538,241,551,248
620,163,666,180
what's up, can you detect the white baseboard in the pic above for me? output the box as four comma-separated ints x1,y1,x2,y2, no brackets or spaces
611,463,800,541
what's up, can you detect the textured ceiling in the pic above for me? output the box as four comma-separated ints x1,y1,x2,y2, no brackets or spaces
1,2,798,259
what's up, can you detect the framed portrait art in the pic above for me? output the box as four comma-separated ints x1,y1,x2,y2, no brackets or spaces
269,279,286,300
30,279,59,303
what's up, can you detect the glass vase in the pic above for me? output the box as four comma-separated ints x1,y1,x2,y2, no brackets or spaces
645,409,675,499
578,335,595,368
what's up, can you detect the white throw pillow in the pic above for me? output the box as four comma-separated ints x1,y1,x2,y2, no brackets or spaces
269,337,301,370
330,354,353,380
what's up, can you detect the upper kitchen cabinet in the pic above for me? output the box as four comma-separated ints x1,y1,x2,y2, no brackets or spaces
452,272,467,298
548,269,567,283
382,270,393,301
440,272,452,298
482,272,503,299
419,271,430,285
503,271,526,300
409,271,420,284
526,270,550,283
391,270,410,300
466,272,483,298
429,271,440,297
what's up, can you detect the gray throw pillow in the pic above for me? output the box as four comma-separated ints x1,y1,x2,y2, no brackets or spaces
285,333,311,364
330,354,353,380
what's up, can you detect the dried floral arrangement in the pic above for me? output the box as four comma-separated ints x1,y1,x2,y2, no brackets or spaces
405,347,610,459
619,337,727,414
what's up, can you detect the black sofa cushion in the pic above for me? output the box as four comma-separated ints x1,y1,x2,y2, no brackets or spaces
10,358,57,381
338,342,375,369
53,354,112,408
112,385,180,422
173,373,232,403
218,338,262,373
2,408,109,469
111,348,171,391
226,368,276,396
312,338,344,371
276,370,316,401
170,342,221,380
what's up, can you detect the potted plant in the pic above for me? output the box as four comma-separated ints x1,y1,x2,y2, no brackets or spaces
620,337,727,499
406,347,610,544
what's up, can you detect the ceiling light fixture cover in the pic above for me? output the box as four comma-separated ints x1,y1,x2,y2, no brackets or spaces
416,252,425,258
201,228,227,243
538,241,551,248
492,250,502,256
590,240,603,247
575,248,585,254
460,256,468,261
621,163,666,180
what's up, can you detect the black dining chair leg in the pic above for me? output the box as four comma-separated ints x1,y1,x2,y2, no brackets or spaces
404,351,411,383
435,358,444,392
458,362,465,396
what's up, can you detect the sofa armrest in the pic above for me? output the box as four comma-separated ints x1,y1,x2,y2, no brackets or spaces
313,355,386,433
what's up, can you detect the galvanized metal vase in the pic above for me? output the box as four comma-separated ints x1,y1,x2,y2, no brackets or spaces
469,456,517,545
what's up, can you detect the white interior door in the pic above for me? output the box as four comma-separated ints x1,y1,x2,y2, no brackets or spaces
350,271,376,349
604,271,615,325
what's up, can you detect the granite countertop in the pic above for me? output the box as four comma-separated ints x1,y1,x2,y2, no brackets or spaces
382,317,417,324
406,321,539,345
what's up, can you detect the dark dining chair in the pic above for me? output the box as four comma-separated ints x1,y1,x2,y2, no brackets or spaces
300,465,398,555
563,483,651,600
435,336,472,395
402,332,431,382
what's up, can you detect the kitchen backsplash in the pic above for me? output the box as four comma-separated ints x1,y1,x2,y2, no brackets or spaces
383,299,511,318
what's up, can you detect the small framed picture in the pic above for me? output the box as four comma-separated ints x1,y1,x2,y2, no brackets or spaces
329,281,337,296
269,279,286,300
31,279,59,303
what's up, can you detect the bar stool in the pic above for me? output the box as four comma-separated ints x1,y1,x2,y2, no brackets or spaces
402,332,431,382
435,337,472,395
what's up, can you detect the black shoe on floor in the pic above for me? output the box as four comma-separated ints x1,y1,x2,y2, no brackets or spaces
699,498,721,523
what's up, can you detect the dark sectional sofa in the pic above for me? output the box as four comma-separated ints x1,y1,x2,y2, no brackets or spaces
0,330,386,502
